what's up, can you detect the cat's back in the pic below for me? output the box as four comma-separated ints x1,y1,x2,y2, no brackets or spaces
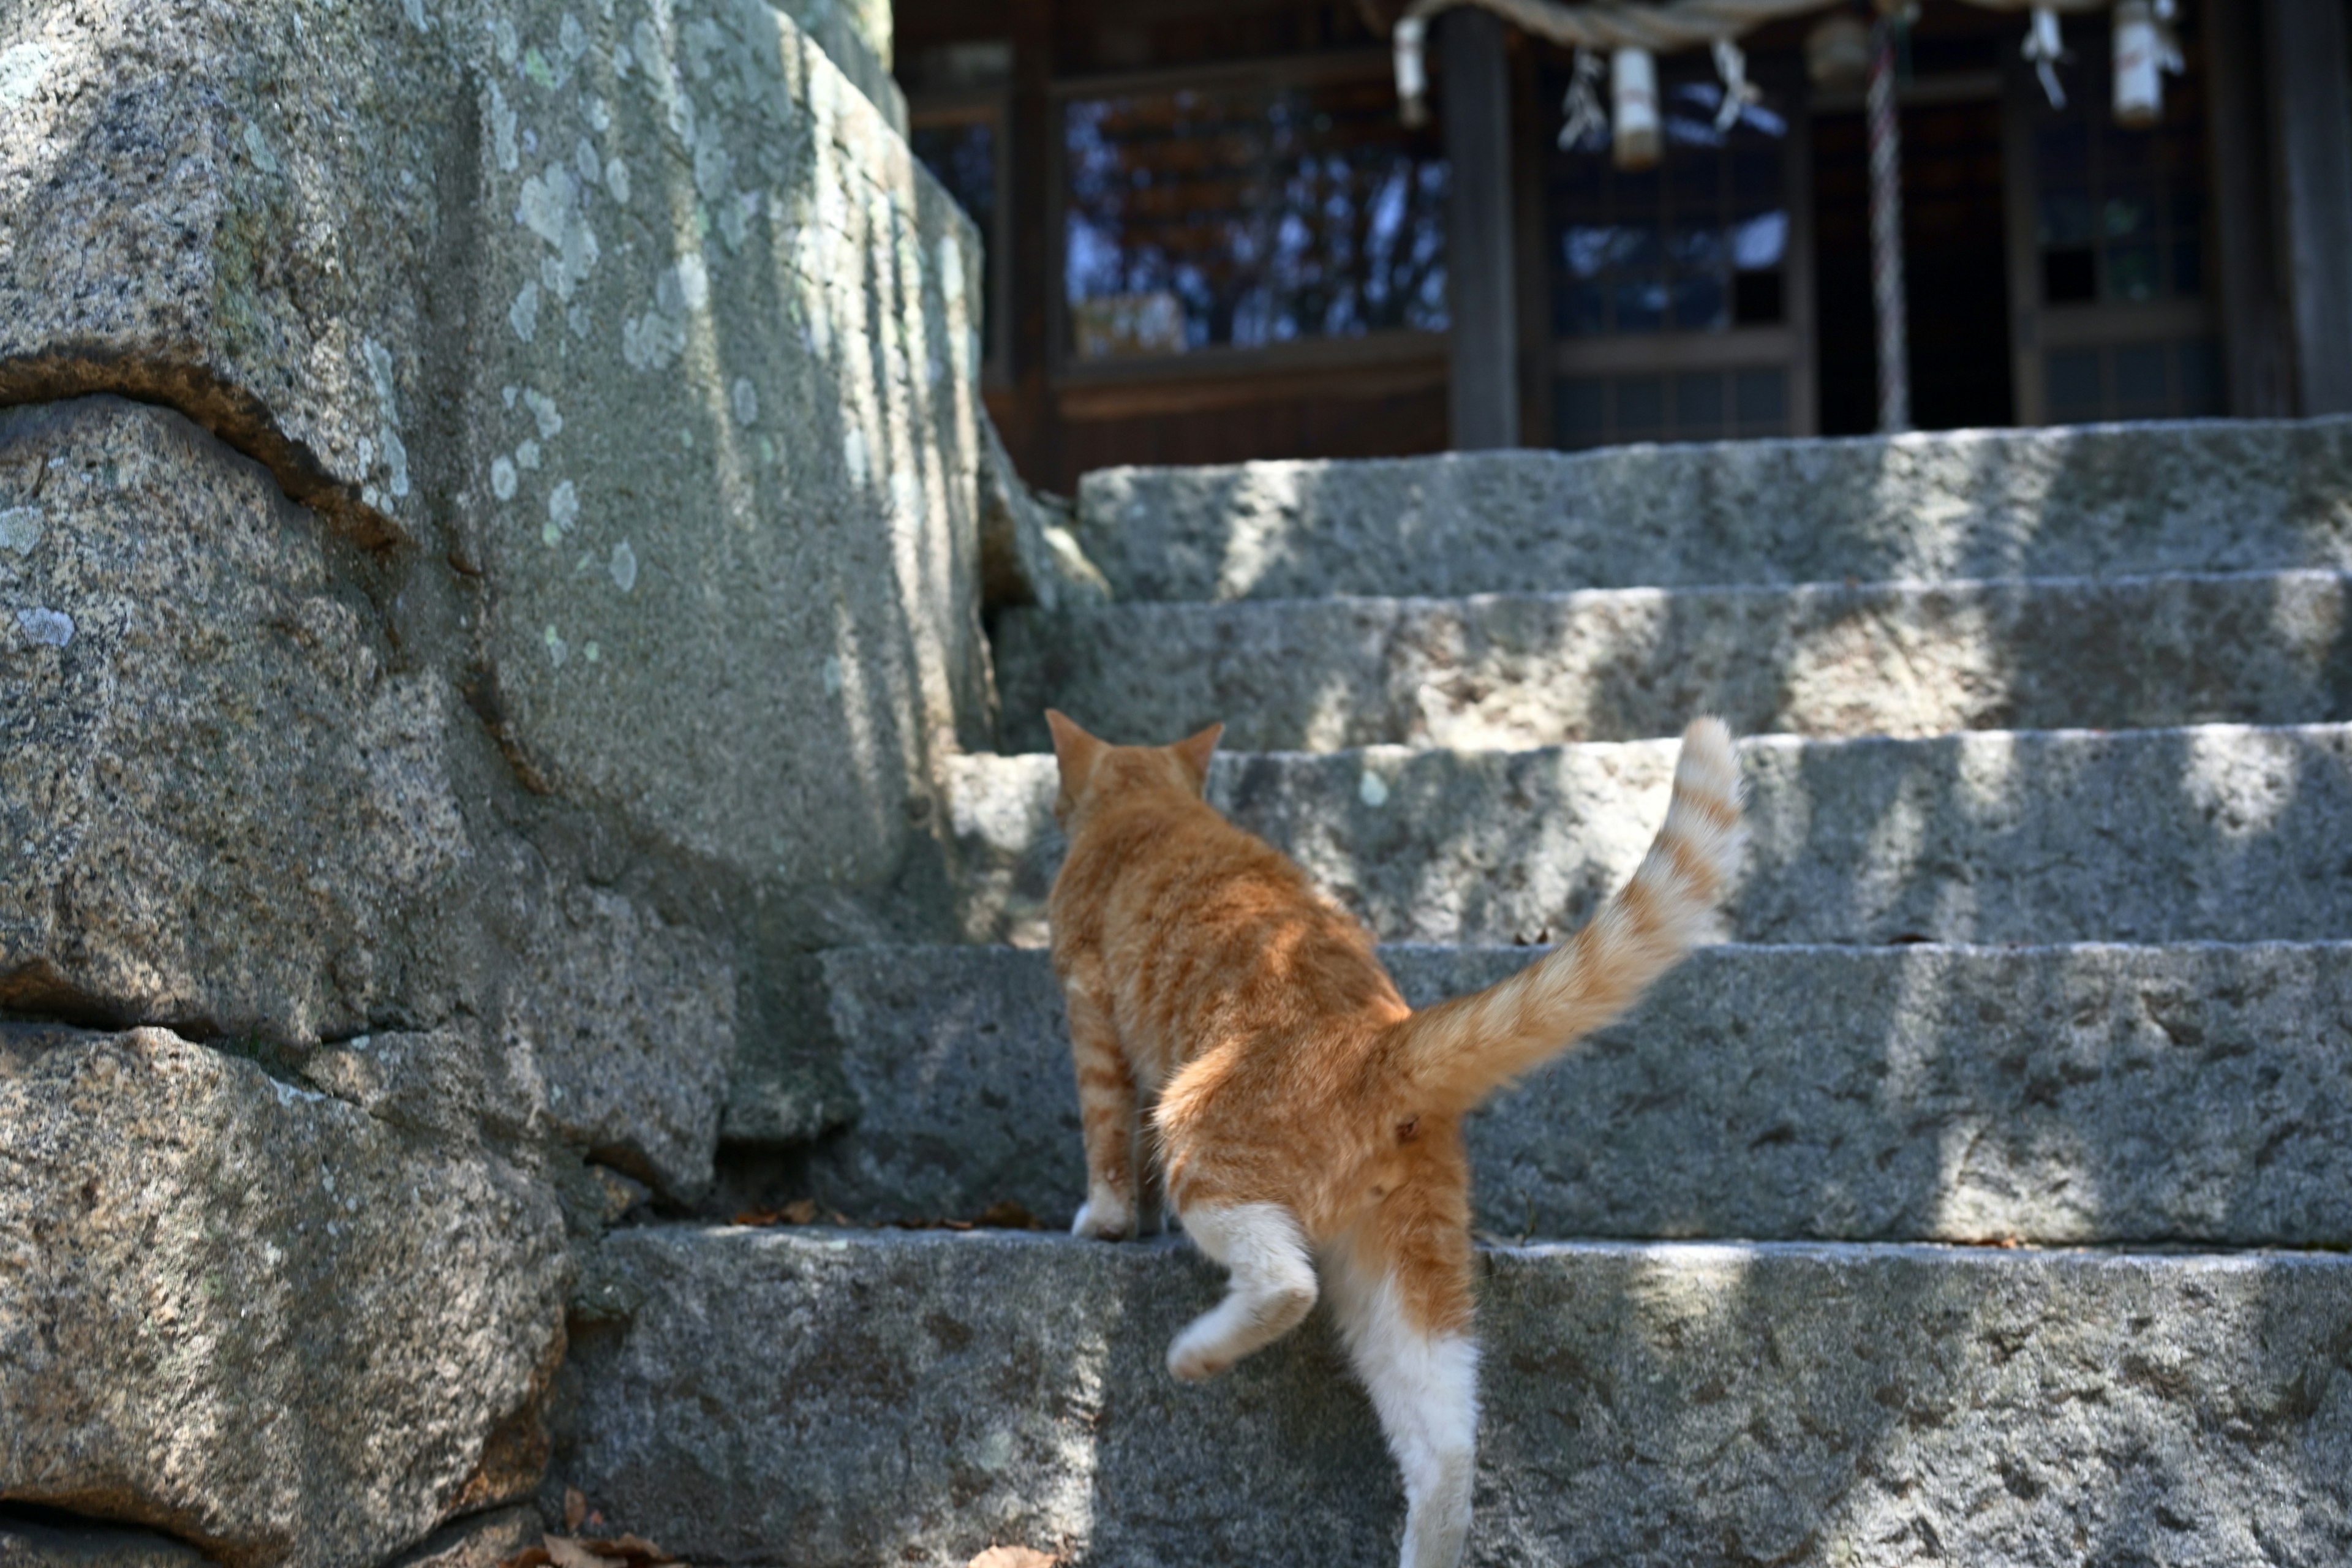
1054,793,1405,1065
1054,790,1329,948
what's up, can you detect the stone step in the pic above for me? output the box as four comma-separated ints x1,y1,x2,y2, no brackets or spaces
796,941,2352,1247
1069,417,2352,603
993,569,2352,754
949,724,2352,948
556,1226,2352,1567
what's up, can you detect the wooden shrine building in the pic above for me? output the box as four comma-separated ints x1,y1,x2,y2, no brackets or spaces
893,0,2352,492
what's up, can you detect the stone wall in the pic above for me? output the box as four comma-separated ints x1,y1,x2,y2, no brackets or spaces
0,2,988,1563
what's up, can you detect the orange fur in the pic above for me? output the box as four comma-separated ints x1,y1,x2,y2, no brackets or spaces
1046,709,1746,1566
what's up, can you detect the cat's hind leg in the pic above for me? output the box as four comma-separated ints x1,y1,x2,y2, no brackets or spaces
1325,1184,1479,1568
1165,1202,1317,1381
1065,978,1141,1240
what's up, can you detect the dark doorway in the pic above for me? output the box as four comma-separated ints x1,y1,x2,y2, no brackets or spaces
1814,95,2014,434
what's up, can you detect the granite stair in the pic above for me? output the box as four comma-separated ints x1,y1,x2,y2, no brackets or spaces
559,423,2352,1567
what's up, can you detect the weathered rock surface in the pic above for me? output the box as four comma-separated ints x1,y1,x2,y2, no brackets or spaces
558,1226,2352,1567
949,724,2352,946
1074,417,2352,603
0,399,736,1198
0,398,466,1042
497,877,736,1197
769,0,902,134
997,568,2352,753
445,0,992,890
802,941,2352,1245
380,1506,540,1568
977,412,1110,613
0,0,992,898
0,0,446,544
0,1025,572,1568
0,1515,213,1568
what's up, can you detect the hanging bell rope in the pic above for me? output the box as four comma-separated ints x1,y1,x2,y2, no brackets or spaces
1388,0,2120,126
2111,0,2185,126
1557,47,1608,148
1611,47,1664,166
2022,6,2070,107
1865,7,1910,431
1395,15,1433,125
1711,37,1762,132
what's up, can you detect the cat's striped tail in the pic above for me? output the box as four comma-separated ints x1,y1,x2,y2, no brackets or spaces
1390,717,1746,1115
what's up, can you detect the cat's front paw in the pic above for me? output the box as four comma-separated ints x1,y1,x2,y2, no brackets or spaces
1071,1192,1135,1241
1166,1324,1233,1382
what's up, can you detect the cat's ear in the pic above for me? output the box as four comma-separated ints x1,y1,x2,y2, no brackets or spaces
1045,709,1106,793
1169,722,1223,793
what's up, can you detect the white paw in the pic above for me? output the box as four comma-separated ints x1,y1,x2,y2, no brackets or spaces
1071,1194,1134,1241
1166,1324,1231,1382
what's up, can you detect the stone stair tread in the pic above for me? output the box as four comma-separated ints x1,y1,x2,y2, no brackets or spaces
795,940,2352,1247
560,1224,2352,1568
1070,418,2352,603
948,722,2352,947
995,567,2352,753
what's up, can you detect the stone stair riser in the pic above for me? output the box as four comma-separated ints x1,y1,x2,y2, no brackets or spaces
801,941,2352,1246
1074,418,2352,602
996,570,2352,754
562,1227,2352,1568
949,725,2352,947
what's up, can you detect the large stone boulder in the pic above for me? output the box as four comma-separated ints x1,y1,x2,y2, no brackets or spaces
0,1024,571,1568
0,0,990,925
0,0,996,1559
0,398,466,1044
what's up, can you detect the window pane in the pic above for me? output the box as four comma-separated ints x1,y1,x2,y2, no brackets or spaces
1555,377,1608,447
1544,52,1786,345
2101,182,2156,238
2047,349,2103,419
1734,366,1787,427
1671,271,1727,331
2177,339,2223,416
2105,242,2160,303
2171,237,2203,298
1729,210,1787,270
1556,279,1607,335
1675,371,1724,432
2043,249,2097,303
1616,375,1666,436
1730,148,1779,205
1562,225,1616,279
1670,222,1724,268
2035,121,2090,177
2029,43,2206,310
2112,343,2169,414
2038,186,2093,247
1613,276,1668,332
1062,75,1448,359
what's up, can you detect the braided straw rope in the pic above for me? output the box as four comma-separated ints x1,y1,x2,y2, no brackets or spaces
1395,0,2113,50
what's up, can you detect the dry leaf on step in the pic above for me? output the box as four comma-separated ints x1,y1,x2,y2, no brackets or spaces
565,1488,587,1532
542,1539,622,1568
964,1549,1057,1568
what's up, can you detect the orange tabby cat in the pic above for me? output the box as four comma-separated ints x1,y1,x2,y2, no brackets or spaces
1045,710,1746,1568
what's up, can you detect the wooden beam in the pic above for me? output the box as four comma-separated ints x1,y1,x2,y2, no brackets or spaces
2206,0,2294,417
2266,0,2352,415
1442,7,1519,449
